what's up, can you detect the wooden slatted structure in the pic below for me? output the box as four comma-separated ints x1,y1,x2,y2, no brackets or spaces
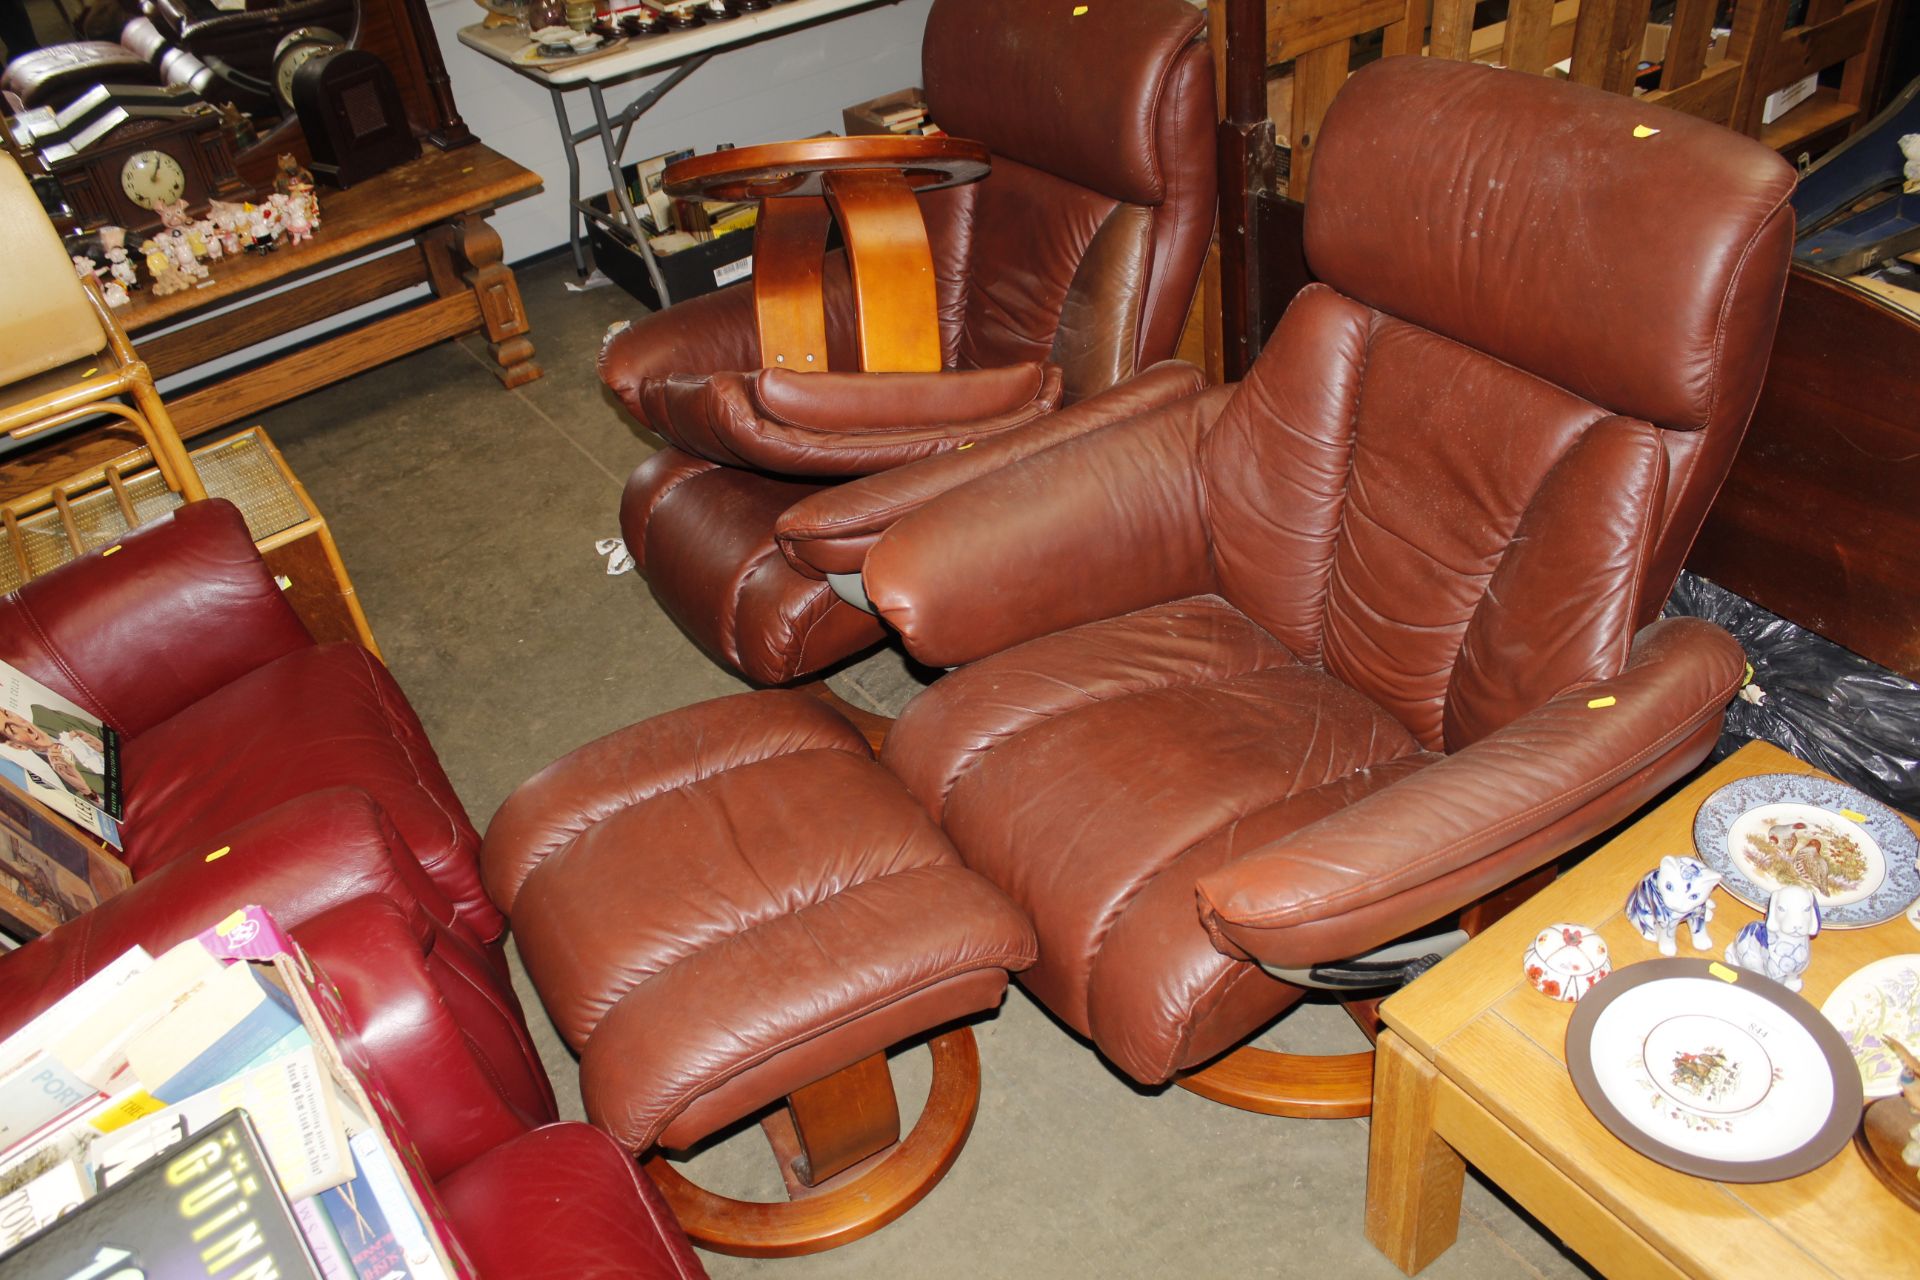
1210,0,1903,375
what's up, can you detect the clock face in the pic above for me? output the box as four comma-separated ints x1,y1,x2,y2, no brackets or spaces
274,28,346,108
120,150,186,210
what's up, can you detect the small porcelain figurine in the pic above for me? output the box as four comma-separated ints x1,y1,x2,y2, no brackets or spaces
207,201,247,257
141,239,191,296
100,278,130,308
98,227,140,296
246,201,282,251
71,252,102,285
1724,885,1820,991
1625,855,1721,957
273,152,315,196
195,217,223,261
1523,922,1611,1002
283,194,314,246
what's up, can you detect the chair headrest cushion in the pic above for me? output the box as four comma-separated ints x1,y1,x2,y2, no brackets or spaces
922,0,1204,207
1303,57,1796,432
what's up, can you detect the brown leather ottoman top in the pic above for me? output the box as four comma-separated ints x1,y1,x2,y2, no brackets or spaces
481,690,1037,1154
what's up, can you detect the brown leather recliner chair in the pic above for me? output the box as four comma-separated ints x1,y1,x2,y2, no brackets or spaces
856,57,1797,1109
598,0,1216,685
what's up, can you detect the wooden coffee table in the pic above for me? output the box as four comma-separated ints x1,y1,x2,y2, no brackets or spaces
1366,740,1919,1278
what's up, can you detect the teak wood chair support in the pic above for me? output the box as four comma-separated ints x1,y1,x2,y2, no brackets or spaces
663,136,990,374
642,1027,982,1258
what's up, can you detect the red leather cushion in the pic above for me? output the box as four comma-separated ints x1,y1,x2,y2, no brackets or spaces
119,643,500,942
439,1125,707,1279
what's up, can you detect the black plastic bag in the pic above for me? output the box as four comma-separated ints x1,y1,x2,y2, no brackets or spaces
1663,572,1920,815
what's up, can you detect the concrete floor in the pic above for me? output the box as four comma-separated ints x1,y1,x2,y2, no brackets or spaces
260,254,1595,1279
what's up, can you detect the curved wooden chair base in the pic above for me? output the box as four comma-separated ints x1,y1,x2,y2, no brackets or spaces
643,1028,982,1258
1176,1043,1375,1119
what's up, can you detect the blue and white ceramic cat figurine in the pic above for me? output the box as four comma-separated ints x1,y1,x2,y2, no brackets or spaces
1624,855,1722,957
1724,885,1820,991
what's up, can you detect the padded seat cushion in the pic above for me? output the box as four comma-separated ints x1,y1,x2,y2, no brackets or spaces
621,449,884,685
884,596,1437,1082
483,692,1037,1152
119,643,498,940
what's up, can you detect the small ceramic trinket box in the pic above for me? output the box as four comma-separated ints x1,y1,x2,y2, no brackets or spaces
1523,923,1611,1001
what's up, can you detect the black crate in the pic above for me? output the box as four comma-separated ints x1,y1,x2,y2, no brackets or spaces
587,187,756,311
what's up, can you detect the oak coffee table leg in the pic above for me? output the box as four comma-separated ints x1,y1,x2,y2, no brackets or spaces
425,214,542,388
1366,1031,1467,1274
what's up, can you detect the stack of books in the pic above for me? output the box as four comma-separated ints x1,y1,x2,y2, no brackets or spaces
0,909,459,1278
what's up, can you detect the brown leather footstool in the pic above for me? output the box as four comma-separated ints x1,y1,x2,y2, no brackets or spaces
481,690,1037,1258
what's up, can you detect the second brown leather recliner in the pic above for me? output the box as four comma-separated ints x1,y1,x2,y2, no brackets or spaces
858,57,1797,1110
598,0,1216,685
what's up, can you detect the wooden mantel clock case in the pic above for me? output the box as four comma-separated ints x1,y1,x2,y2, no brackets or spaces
44,98,247,233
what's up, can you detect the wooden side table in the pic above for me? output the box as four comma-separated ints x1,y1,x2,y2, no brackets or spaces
1365,741,1919,1278
662,135,989,373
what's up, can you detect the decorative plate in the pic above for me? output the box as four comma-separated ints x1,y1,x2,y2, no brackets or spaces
1692,773,1920,927
1820,954,1920,1098
1566,959,1862,1181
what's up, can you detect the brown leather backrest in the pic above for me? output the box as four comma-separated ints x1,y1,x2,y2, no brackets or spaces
920,0,1215,400
1303,57,1796,600
1201,59,1794,751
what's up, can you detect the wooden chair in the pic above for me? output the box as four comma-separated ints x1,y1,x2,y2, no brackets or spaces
0,154,380,653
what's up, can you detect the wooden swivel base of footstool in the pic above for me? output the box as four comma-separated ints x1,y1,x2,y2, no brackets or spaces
643,1028,981,1258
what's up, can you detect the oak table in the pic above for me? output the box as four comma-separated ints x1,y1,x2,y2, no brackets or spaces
1367,740,1919,1278
0,143,542,503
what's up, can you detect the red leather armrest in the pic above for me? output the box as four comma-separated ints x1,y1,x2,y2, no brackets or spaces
299,896,555,1179
1195,619,1747,968
638,363,1065,475
863,388,1226,668
0,787,453,1038
777,362,1214,576
0,499,313,736
440,1124,708,1280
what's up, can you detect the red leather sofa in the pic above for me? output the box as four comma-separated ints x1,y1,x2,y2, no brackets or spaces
0,500,707,1277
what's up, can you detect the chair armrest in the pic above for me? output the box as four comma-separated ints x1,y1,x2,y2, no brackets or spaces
299,896,553,1180
0,788,454,1040
639,363,1064,475
777,362,1215,576
440,1124,709,1280
863,388,1226,668
0,499,313,737
597,255,860,433
1195,618,1746,969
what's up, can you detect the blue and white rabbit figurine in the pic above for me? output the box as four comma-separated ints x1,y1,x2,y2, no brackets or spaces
1624,855,1721,957
1724,885,1820,991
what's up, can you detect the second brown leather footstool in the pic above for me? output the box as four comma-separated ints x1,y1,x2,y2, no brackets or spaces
481,690,1037,1258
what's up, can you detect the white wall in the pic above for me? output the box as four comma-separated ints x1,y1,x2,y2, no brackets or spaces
426,0,937,263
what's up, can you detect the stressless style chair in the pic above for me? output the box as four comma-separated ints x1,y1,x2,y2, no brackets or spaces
850,57,1799,1111
599,0,1217,685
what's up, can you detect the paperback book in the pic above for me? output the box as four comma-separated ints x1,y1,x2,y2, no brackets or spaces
0,1108,323,1279
0,659,121,839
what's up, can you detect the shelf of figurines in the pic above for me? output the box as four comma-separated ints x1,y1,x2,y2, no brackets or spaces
68,155,322,309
